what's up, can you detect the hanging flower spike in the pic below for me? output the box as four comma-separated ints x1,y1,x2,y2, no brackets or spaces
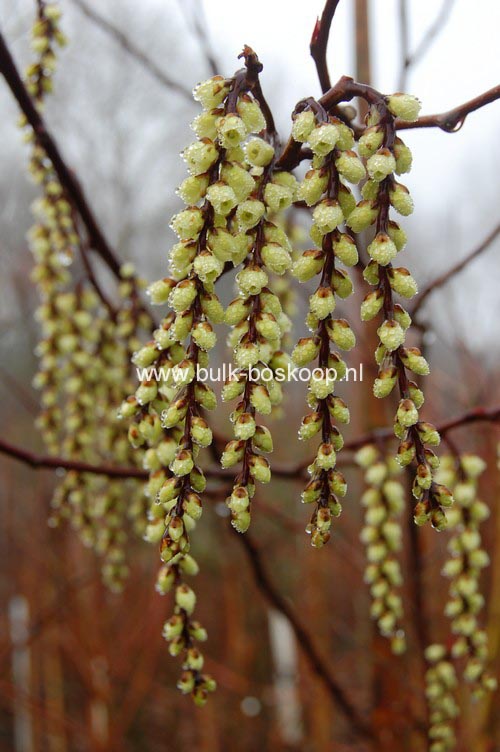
424,643,459,752
221,64,295,534
437,455,496,696
355,445,406,654
125,59,281,702
291,106,362,546
423,453,495,751
352,92,454,529
24,4,149,592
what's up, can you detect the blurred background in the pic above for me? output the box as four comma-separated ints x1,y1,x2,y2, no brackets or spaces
0,0,499,750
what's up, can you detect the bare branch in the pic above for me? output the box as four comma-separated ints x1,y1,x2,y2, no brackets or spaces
399,0,457,90
278,81,500,170
342,405,500,452
235,531,374,740
0,437,307,482
412,223,500,316
2,406,500,479
0,28,154,325
177,0,219,77
70,0,193,101
310,0,341,94
396,84,500,132
0,29,122,279
0,437,148,479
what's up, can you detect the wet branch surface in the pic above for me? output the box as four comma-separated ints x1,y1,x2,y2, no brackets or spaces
2,405,500,480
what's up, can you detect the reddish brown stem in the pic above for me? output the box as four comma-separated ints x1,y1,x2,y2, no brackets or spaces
310,0,342,94
236,530,375,741
396,84,500,132
0,29,131,284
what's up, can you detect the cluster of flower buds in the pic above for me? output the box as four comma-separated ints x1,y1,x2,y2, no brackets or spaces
290,106,361,545
22,2,75,267
124,72,293,699
24,1,66,105
157,560,216,705
44,269,149,592
424,644,459,752
22,6,150,592
351,93,454,528
221,136,295,531
437,455,496,698
25,1,79,452
123,268,217,699
355,445,406,653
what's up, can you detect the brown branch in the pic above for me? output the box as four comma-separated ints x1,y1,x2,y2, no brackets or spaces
396,84,500,132
0,437,148,479
70,0,193,101
235,46,279,145
0,436,307,482
235,530,374,741
412,222,500,316
399,0,457,90
310,0,341,94
2,406,499,480
0,29,124,281
278,81,500,170
342,405,500,452
74,215,118,317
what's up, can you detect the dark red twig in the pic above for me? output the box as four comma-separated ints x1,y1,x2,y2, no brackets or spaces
310,0,342,94
2,406,499,480
277,80,500,170
412,223,500,316
0,437,147,479
342,405,500,452
236,531,374,740
0,437,305,481
397,84,500,132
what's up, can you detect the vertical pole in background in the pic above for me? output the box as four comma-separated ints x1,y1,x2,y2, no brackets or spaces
355,0,371,120
268,609,303,746
9,595,34,752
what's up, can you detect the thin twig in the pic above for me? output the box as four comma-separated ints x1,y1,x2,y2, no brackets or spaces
342,405,500,452
0,29,122,279
277,81,500,170
2,405,500,480
397,0,410,90
310,0,341,94
0,28,155,324
177,0,219,77
235,531,374,740
73,214,118,318
412,222,500,316
0,436,305,482
0,437,147,479
70,0,192,101
399,0,457,90
396,84,500,132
